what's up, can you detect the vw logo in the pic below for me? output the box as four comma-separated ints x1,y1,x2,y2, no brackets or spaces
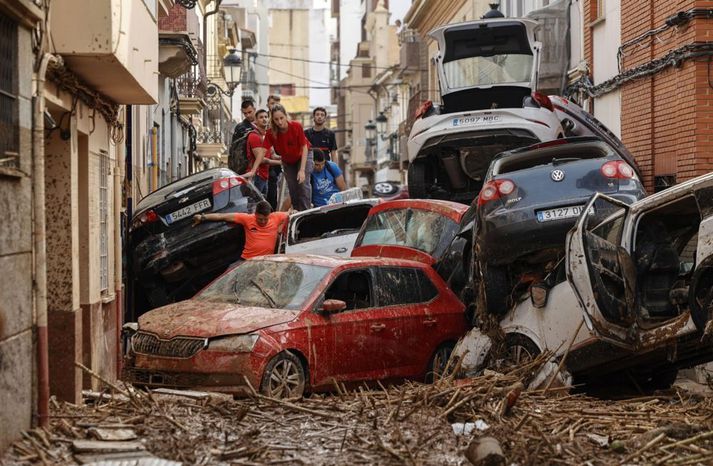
551,169,565,182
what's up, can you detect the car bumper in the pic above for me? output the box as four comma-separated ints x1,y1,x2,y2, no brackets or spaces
124,349,265,395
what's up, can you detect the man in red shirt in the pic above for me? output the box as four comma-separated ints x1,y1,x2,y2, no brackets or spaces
243,109,280,197
193,201,289,259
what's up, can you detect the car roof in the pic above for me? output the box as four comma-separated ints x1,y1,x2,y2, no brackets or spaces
255,253,432,270
368,199,469,222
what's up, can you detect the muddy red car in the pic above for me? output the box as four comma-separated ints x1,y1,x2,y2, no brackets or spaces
123,254,468,397
352,199,476,310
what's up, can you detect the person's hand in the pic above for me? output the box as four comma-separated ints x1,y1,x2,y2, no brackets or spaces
242,171,254,179
297,169,306,184
192,214,203,227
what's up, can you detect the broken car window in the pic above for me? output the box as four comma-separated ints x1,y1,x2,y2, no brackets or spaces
444,54,533,89
359,208,458,257
196,260,330,310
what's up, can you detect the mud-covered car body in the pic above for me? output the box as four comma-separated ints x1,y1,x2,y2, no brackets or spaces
407,18,564,202
123,255,468,394
352,199,475,301
130,169,264,315
281,199,380,257
491,172,713,386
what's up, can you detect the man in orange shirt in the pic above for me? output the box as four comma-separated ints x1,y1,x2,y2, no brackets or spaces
192,201,288,259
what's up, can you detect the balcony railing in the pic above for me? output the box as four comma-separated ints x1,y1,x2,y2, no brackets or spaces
176,71,206,100
406,90,428,134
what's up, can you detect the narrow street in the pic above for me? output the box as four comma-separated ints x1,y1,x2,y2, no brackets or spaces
3,0,713,464
4,360,713,465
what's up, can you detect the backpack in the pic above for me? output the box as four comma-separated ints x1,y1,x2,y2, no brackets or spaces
228,124,254,174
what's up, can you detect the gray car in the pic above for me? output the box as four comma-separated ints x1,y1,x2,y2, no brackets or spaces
475,137,646,314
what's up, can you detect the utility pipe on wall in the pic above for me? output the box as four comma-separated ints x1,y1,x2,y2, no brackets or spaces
32,52,62,428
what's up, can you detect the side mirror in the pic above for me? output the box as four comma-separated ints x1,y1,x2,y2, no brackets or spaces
122,322,139,337
530,283,550,309
319,299,347,314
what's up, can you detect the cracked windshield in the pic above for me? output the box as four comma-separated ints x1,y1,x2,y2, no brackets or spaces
196,260,329,309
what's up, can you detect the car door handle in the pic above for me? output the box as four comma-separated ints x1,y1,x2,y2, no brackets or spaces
335,247,347,254
370,323,386,332
423,318,437,327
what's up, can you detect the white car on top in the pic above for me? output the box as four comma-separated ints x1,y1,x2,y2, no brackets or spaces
407,17,565,202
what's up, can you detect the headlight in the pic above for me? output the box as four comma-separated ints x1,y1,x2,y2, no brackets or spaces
206,334,259,353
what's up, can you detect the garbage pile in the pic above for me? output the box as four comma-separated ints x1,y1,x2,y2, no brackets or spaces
4,360,713,465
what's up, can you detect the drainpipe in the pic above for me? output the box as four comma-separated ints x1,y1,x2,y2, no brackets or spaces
114,134,123,378
33,52,61,428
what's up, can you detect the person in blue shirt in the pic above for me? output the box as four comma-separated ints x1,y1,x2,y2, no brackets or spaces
310,149,347,207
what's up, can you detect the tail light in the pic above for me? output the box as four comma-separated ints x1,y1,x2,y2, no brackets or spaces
532,92,554,112
132,209,159,229
414,100,433,120
600,161,635,179
212,176,243,196
478,179,516,206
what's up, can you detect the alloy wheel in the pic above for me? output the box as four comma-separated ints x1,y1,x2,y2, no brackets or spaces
265,357,304,398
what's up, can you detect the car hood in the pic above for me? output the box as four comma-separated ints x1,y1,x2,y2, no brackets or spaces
137,300,299,339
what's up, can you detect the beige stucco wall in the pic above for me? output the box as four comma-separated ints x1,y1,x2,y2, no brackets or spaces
268,8,310,99
50,0,159,104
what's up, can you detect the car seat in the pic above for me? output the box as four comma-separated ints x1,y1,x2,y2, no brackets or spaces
635,221,680,318
347,273,371,309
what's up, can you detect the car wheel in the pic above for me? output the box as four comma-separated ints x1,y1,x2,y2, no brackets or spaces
482,263,511,315
408,160,431,199
260,351,306,399
426,342,455,383
504,334,541,366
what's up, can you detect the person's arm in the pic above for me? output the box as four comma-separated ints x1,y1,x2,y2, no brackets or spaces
329,132,338,162
248,147,267,177
297,143,308,184
193,212,237,226
335,174,347,191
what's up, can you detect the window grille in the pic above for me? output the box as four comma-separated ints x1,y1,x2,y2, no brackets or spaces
0,11,18,169
99,150,110,293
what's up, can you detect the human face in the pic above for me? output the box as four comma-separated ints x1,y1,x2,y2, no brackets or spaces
256,112,269,131
272,111,289,131
313,160,325,173
256,213,269,227
313,110,326,126
242,105,256,122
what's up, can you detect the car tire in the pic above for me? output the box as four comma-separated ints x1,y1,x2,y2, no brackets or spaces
426,342,455,383
630,366,679,392
482,263,511,316
260,351,306,399
504,333,541,366
408,160,430,199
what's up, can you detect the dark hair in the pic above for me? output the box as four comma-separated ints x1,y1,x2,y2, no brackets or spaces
313,107,327,117
255,200,272,216
268,94,281,103
313,149,326,162
255,109,268,118
241,99,255,110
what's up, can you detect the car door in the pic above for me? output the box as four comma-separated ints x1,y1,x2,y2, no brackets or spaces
308,267,402,386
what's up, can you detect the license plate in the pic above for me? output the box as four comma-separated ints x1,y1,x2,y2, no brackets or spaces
536,205,589,223
166,199,211,224
452,115,502,127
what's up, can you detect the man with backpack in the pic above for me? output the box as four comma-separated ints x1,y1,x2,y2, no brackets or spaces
228,99,258,174
310,149,347,207
243,109,279,196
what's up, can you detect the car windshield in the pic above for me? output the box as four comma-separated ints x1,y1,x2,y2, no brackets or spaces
358,208,458,257
444,54,533,89
195,260,330,310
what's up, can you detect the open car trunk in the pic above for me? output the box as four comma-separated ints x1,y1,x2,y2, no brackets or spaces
430,19,539,113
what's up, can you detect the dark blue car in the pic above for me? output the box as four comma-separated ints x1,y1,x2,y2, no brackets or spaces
475,137,646,314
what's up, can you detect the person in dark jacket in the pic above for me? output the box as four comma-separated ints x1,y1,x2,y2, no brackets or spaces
305,107,337,161
230,99,257,148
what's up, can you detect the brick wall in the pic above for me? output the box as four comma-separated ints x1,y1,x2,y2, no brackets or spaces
616,0,711,190
158,3,186,32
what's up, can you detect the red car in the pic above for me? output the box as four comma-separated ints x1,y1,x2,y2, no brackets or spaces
123,254,467,398
352,199,475,306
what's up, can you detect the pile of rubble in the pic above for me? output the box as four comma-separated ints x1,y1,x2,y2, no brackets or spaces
4,361,713,465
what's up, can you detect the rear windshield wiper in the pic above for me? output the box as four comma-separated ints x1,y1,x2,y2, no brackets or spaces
551,157,581,166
